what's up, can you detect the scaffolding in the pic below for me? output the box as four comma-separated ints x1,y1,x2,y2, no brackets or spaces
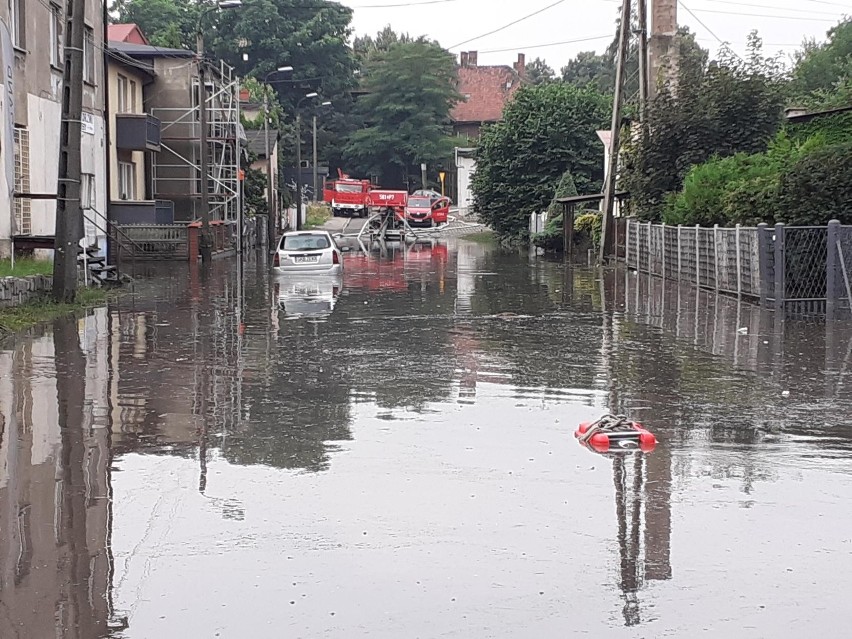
151,59,243,224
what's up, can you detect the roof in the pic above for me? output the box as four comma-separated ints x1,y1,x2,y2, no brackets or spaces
785,104,852,123
107,45,156,77
108,24,149,45
243,129,278,157
451,65,522,124
109,40,195,59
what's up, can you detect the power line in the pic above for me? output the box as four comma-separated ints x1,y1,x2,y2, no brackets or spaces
679,1,730,47
350,0,462,7
479,34,613,54
698,0,845,17
690,7,842,22
448,0,568,50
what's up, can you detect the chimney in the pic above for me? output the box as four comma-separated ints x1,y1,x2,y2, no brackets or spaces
514,53,526,78
460,51,469,67
468,51,478,67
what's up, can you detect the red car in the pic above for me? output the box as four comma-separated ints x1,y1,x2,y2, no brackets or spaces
405,194,451,227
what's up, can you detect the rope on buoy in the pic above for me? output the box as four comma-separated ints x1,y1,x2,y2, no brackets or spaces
578,414,634,444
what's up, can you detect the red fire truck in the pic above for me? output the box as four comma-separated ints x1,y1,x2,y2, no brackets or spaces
323,170,375,218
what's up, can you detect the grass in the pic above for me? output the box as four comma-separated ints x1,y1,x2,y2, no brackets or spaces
0,258,54,278
461,230,497,244
304,203,332,229
0,288,115,335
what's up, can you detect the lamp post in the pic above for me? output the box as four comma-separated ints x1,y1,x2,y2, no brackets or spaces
312,101,332,203
196,0,242,264
295,92,318,231
262,65,293,252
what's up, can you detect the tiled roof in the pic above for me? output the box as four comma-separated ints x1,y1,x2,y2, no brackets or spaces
451,65,522,124
108,24,149,45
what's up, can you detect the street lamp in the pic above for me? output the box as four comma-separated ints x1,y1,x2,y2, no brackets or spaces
196,0,242,263
295,92,319,231
262,65,293,251
312,101,332,203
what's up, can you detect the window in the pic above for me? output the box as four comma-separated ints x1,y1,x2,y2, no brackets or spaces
13,127,31,235
130,80,138,112
11,0,25,48
117,74,129,112
81,174,95,209
49,4,62,68
83,26,95,84
118,162,136,200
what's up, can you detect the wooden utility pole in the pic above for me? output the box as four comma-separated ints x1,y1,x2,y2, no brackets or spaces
598,0,632,264
637,0,650,124
53,0,87,302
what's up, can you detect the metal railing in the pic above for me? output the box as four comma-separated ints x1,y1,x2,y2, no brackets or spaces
624,219,852,317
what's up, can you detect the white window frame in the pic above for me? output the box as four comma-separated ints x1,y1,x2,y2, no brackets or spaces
11,0,25,49
118,162,136,200
49,3,62,68
14,127,31,235
83,26,95,84
81,174,95,209
117,74,129,113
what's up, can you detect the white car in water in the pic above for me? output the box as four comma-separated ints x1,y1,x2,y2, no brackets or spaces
273,230,344,275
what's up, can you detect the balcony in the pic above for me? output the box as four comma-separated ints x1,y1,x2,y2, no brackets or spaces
115,113,161,152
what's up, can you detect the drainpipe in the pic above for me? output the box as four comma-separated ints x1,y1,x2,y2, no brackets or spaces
102,1,113,261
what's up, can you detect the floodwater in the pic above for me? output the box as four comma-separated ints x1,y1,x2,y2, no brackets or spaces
2,239,852,638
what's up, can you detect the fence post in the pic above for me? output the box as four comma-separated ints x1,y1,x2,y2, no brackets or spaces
635,221,640,271
695,225,701,289
626,219,631,267
774,223,786,314
677,225,682,278
826,219,839,321
647,222,652,275
735,224,742,298
661,223,667,280
713,224,720,293
757,223,771,307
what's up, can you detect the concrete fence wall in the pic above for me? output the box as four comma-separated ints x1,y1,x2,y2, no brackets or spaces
0,275,52,309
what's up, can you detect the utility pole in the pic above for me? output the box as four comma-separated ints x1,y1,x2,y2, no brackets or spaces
53,0,86,302
598,0,632,265
312,114,318,203
295,113,303,230
263,92,275,250
197,32,212,263
421,163,427,190
637,0,650,124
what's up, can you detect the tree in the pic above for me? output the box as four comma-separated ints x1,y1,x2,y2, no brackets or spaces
791,19,852,101
112,0,199,49
525,57,556,85
342,41,459,188
353,25,429,63
561,51,614,92
472,83,610,241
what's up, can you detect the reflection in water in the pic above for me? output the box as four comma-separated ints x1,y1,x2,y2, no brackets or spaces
1,244,852,637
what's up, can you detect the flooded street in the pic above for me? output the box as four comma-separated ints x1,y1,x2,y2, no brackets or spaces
2,239,852,638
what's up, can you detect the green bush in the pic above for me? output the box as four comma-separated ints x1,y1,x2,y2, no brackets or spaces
531,210,601,252
777,141,852,225
575,211,602,248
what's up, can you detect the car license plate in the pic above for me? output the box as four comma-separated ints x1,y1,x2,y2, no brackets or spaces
294,255,319,264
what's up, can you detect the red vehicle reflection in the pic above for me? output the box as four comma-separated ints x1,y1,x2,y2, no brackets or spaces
344,242,449,292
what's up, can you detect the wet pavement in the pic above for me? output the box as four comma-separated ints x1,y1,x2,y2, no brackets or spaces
2,239,852,638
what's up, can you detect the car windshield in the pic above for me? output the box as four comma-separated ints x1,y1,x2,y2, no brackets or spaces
282,234,331,252
408,197,431,208
335,183,361,193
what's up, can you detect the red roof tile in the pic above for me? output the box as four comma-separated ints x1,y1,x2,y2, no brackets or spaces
108,24,149,45
451,65,522,124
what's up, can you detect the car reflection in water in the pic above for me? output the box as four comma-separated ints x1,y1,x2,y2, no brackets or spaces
275,274,343,319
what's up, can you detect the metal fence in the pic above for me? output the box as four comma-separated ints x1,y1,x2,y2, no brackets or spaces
624,219,852,317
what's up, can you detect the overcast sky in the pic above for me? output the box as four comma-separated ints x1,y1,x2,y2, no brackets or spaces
340,0,849,71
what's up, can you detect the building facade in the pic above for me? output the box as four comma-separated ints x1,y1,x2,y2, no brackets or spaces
451,51,525,216
0,0,108,257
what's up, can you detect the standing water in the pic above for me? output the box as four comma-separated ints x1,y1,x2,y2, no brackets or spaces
1,239,851,638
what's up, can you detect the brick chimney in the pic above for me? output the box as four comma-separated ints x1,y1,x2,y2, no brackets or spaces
460,51,469,67
514,53,526,78
468,51,478,66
